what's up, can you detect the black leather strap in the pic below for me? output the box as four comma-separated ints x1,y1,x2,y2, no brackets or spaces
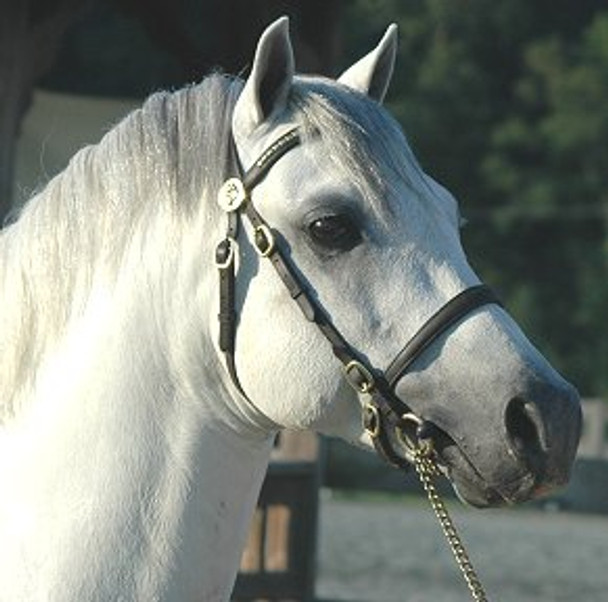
217,129,305,407
216,139,249,400
218,126,502,471
385,285,501,387
242,129,301,191
241,197,360,368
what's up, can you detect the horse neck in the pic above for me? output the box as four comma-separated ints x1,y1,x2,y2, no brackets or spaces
0,239,276,601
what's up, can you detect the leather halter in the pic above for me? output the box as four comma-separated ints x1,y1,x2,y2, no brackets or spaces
216,127,500,470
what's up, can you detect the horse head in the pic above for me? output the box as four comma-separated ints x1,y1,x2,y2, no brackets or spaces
219,17,581,508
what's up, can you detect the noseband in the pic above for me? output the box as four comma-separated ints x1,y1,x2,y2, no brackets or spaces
216,127,500,470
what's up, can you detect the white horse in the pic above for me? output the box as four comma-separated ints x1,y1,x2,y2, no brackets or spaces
0,17,580,601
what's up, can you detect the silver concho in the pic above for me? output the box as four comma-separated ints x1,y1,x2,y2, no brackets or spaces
217,177,247,212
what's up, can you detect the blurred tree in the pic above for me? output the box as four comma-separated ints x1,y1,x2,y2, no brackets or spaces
39,0,342,97
481,11,608,393
344,0,608,395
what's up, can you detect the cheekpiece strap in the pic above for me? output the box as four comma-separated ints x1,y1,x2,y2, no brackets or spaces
216,128,303,407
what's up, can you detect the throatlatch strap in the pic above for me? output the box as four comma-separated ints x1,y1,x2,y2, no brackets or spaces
216,137,250,400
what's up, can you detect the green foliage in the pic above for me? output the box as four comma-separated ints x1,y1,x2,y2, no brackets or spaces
345,1,608,396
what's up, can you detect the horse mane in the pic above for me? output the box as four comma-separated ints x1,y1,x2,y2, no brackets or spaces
0,71,428,423
0,74,242,421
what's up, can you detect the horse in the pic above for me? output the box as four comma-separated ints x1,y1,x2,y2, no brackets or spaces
0,16,581,601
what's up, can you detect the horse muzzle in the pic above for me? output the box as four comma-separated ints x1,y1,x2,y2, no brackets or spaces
389,356,582,508
356,284,582,508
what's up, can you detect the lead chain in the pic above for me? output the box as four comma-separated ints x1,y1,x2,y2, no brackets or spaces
413,447,489,602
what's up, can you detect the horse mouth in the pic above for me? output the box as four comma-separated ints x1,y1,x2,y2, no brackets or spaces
428,425,544,508
432,443,508,508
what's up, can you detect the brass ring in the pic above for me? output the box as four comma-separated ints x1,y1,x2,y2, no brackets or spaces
344,360,375,394
396,412,434,456
254,224,275,257
362,403,381,438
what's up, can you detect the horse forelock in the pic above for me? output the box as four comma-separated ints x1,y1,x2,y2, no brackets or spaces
0,74,242,421
289,77,433,218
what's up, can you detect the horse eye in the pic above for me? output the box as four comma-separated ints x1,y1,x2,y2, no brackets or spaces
307,214,361,251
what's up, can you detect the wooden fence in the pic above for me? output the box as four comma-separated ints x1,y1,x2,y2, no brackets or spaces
231,400,608,599
231,431,321,602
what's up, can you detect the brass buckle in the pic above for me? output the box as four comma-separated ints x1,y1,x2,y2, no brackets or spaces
218,177,247,212
214,237,237,269
254,224,275,257
363,403,381,438
344,360,375,394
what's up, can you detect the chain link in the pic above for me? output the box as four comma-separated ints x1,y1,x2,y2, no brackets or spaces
413,447,489,602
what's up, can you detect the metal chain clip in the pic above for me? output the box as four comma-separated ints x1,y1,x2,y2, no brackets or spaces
406,416,489,602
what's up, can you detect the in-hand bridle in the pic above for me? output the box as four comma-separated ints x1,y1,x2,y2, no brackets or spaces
215,127,500,470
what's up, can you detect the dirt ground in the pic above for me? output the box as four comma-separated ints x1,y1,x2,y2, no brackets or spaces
315,493,608,602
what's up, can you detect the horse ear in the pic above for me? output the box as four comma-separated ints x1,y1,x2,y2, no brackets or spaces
233,16,295,138
337,24,398,103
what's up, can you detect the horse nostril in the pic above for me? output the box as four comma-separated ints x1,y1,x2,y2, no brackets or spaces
504,397,546,464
